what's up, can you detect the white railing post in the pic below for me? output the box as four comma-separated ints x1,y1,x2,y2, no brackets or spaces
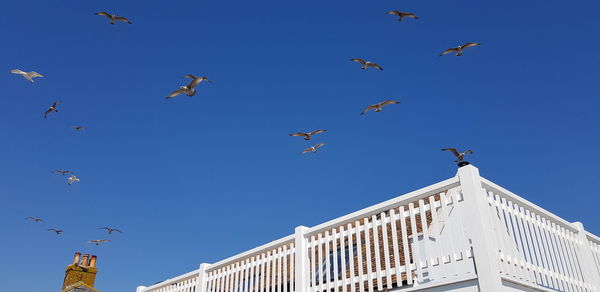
573,222,600,291
295,226,310,292
197,263,211,292
136,286,147,292
457,165,504,291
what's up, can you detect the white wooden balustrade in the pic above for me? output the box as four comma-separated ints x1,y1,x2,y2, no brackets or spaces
137,165,600,292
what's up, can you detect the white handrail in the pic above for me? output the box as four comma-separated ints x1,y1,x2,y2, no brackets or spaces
143,269,199,291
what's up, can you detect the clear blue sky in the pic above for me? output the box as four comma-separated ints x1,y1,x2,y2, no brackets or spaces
1,0,599,291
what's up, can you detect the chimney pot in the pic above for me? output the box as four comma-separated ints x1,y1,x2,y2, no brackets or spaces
80,254,90,267
72,252,81,265
89,255,97,268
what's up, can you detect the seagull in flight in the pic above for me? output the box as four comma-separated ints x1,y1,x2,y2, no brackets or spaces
25,217,43,222
184,75,212,87
439,43,480,56
386,11,419,21
11,69,44,83
48,229,64,235
301,143,325,154
167,75,211,99
98,227,123,234
88,239,110,246
360,100,400,115
52,170,73,175
44,101,61,119
67,175,80,185
289,129,327,141
70,126,87,131
94,12,132,24
350,59,383,71
441,148,473,162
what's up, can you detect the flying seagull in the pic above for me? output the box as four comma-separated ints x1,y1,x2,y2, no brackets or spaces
10,69,44,83
67,175,80,185
184,75,212,87
439,42,480,56
301,143,325,154
441,148,473,162
70,126,87,131
350,59,383,71
98,227,123,234
167,86,196,99
52,170,73,175
386,11,419,21
94,12,132,24
289,129,327,141
25,217,43,222
88,239,110,246
360,100,400,115
48,229,64,235
44,101,61,119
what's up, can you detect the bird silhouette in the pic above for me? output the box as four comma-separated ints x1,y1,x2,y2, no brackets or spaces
10,69,44,83
94,12,132,24
386,11,419,21
44,101,61,119
67,175,80,185
441,148,474,162
70,126,87,131
25,217,43,222
439,43,480,56
301,143,326,154
360,100,400,115
48,228,64,235
88,239,110,246
98,227,123,234
289,129,327,141
52,170,73,175
350,59,383,70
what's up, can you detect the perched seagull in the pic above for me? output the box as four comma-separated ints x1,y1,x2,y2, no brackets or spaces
441,148,474,162
67,175,80,185
94,12,132,24
25,217,43,222
439,42,481,56
166,86,196,99
10,69,44,83
386,11,419,21
44,101,61,119
289,129,327,141
48,228,64,235
301,143,325,154
52,170,73,175
98,227,123,234
88,239,110,246
360,100,400,115
70,126,87,131
350,59,383,71
184,75,212,88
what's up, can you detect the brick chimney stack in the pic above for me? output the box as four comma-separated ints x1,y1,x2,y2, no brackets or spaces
62,252,98,291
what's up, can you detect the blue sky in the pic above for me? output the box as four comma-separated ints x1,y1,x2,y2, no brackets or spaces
1,0,599,291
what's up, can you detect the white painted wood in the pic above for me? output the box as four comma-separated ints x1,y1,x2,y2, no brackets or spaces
197,263,210,292
457,165,504,291
408,203,423,282
418,199,433,281
283,245,288,292
389,208,402,287
332,228,340,292
347,223,356,292
379,211,392,289
339,226,347,292
371,215,382,291
354,220,365,292
324,231,332,292
317,233,324,292
399,206,412,285
573,222,600,292
363,217,374,292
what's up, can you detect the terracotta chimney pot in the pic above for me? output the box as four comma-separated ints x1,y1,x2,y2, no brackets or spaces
89,255,97,268
80,254,89,267
72,252,81,265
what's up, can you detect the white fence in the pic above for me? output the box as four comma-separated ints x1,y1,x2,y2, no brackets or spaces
137,165,600,292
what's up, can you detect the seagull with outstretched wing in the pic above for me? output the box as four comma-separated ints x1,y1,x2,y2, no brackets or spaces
386,11,419,21
48,228,64,235
289,129,327,141
44,101,61,119
350,58,383,71
301,143,325,154
441,148,473,162
95,12,132,24
360,100,400,115
52,170,73,175
88,239,110,246
25,217,43,222
99,227,123,234
11,69,44,83
439,42,480,56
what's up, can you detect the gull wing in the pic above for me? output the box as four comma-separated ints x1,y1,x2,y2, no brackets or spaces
380,100,400,107
439,47,458,56
461,42,480,49
350,58,366,65
441,148,460,157
309,129,327,135
367,63,383,70
167,88,187,99
360,105,377,115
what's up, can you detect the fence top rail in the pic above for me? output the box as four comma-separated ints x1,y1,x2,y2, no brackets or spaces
480,177,578,233
304,176,460,237
206,233,294,272
587,231,600,245
143,269,199,291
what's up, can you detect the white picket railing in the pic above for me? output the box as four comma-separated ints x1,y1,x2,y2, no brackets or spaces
137,165,600,292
